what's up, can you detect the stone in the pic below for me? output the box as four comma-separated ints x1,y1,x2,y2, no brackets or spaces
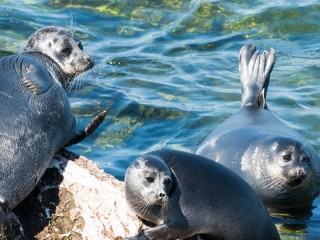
9,150,143,240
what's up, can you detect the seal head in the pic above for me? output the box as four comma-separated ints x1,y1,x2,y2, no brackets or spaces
125,156,172,224
23,26,94,88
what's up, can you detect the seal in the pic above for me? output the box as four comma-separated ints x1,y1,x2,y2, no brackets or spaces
0,26,105,236
125,149,280,240
196,44,320,209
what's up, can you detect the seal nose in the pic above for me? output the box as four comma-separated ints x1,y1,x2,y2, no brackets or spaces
296,168,306,176
85,55,94,66
159,192,166,198
81,53,94,67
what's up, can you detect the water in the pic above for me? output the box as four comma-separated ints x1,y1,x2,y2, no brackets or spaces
1,0,320,238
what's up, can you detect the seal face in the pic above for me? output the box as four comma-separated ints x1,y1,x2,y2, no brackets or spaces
0,25,94,223
125,150,280,240
23,26,94,88
125,155,173,225
196,45,320,209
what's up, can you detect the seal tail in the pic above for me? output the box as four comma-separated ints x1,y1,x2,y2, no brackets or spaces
238,44,276,109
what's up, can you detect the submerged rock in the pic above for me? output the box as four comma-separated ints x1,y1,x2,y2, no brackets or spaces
9,150,143,239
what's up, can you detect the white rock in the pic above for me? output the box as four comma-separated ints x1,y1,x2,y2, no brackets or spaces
10,150,143,240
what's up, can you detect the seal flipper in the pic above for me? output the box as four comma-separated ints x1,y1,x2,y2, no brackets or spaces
65,110,107,147
22,61,53,95
239,44,276,109
0,197,11,238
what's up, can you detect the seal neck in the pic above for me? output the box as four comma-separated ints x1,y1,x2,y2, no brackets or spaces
23,52,71,89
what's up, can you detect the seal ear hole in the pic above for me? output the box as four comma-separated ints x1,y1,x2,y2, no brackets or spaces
146,177,154,183
78,42,83,50
282,154,291,162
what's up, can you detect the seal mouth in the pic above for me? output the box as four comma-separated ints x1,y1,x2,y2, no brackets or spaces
75,57,95,74
84,58,95,71
156,196,169,205
287,176,306,187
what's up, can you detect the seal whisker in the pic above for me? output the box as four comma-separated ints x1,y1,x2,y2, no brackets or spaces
268,179,283,190
75,76,83,93
306,182,315,196
301,130,315,151
310,174,320,185
131,198,152,217
264,176,285,190
69,10,76,37
166,155,177,171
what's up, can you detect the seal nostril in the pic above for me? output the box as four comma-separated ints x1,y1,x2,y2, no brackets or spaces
85,56,94,66
159,192,166,198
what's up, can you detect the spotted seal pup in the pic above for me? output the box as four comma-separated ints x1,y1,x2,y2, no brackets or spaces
197,44,320,209
125,149,280,240
0,26,105,236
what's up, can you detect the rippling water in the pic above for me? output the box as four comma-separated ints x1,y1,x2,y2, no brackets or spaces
1,0,320,238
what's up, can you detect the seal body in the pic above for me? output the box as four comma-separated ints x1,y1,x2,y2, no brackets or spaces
0,26,94,212
0,54,75,209
125,149,280,240
196,45,320,209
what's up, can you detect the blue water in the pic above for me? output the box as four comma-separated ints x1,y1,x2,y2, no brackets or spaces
1,0,320,238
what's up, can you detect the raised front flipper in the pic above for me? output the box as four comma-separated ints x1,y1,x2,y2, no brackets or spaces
239,44,276,109
21,59,53,95
0,197,10,238
134,222,191,240
65,110,107,147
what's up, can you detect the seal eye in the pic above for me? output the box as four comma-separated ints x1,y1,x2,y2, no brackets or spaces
146,177,154,183
163,178,171,186
302,157,310,164
282,154,291,162
61,48,72,56
78,42,83,50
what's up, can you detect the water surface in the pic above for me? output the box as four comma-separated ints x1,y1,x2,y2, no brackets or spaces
1,0,320,238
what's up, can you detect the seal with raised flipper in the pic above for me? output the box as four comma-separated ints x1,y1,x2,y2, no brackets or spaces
0,26,105,236
124,149,280,240
196,44,320,209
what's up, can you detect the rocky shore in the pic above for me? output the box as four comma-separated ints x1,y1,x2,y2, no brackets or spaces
9,150,143,240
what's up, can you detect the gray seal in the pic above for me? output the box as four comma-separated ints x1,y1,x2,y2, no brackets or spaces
0,26,105,236
125,149,280,240
196,44,320,209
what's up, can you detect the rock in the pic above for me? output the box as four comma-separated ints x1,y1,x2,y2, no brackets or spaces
9,150,144,240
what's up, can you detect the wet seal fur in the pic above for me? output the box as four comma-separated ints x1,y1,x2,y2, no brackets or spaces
125,149,280,240
0,26,105,236
196,45,320,209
